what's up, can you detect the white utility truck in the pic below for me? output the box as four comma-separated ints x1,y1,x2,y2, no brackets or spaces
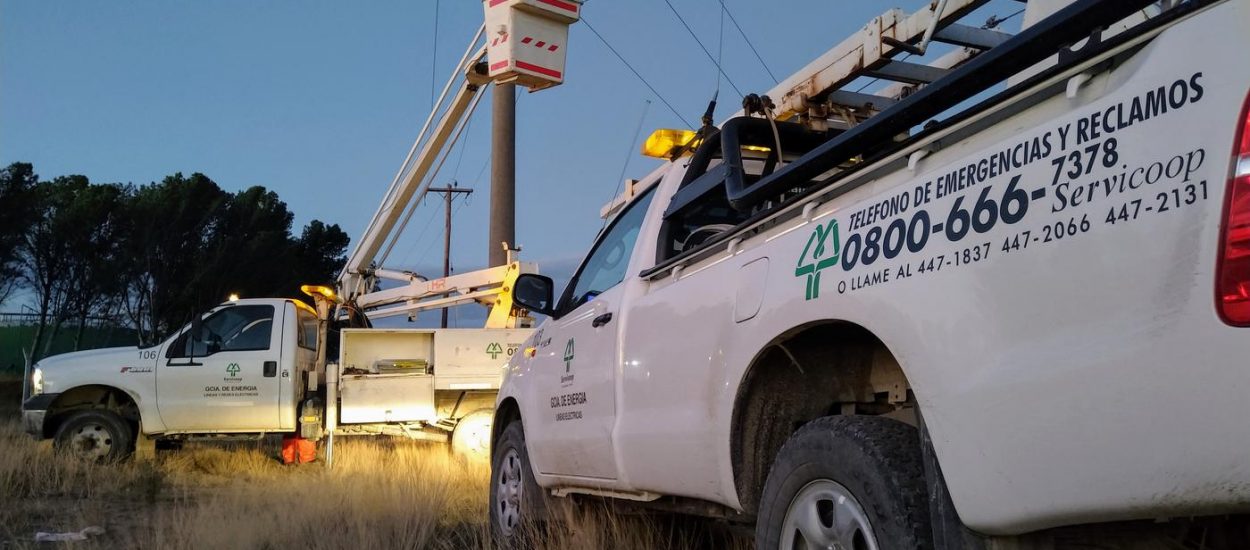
490,0,1250,548
21,0,584,463
20,273,532,461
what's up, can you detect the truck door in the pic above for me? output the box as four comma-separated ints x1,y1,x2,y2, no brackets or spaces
528,188,656,479
157,303,284,432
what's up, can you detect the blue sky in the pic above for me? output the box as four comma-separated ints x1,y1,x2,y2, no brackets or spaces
1,0,1021,323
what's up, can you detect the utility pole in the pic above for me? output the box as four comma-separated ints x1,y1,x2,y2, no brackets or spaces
489,82,516,267
428,183,474,328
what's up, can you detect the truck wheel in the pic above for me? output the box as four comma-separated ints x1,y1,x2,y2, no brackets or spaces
53,410,135,462
451,408,494,461
756,415,932,550
490,420,546,545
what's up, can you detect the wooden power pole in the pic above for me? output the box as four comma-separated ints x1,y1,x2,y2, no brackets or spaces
489,83,516,267
427,183,474,328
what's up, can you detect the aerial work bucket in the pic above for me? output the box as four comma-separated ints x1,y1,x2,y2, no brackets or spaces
483,0,582,91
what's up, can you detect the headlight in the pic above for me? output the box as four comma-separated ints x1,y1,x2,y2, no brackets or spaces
30,368,43,396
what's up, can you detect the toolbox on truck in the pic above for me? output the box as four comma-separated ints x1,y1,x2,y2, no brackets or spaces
337,330,436,424
335,328,533,424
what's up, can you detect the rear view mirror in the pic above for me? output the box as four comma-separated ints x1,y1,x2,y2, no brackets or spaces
512,274,556,316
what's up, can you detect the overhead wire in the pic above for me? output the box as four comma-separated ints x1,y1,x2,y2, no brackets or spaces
397,198,442,268
715,0,725,95
601,99,652,229
359,24,484,277
379,85,485,266
417,193,470,266
721,0,778,84
582,16,695,128
469,91,523,187
659,0,743,98
852,52,912,94
452,105,475,180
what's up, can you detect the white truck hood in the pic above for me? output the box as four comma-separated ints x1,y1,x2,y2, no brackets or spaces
36,346,155,395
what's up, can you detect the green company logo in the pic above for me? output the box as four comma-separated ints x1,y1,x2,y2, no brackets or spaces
794,219,840,300
563,338,575,373
486,342,504,359
226,362,241,377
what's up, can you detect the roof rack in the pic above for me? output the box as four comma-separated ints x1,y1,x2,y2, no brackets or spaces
643,0,1213,279
745,0,1006,130
722,0,1168,212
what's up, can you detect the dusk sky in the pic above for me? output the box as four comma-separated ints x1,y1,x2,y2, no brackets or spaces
1,0,1021,323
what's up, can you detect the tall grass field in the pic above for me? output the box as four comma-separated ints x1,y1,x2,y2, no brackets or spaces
0,378,748,549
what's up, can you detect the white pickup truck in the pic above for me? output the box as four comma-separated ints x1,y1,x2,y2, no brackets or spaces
489,0,1250,547
22,296,530,461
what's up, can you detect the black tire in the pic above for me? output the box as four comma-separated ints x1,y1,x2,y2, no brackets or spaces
756,415,932,550
489,420,548,547
52,410,135,462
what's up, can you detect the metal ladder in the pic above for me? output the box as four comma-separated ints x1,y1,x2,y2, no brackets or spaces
761,0,1016,131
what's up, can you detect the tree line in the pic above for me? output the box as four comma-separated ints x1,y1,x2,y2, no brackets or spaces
0,162,349,360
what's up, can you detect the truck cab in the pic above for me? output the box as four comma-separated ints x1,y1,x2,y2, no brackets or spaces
22,298,317,460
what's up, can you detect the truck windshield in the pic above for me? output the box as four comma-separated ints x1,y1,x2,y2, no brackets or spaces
167,305,275,358
566,188,656,308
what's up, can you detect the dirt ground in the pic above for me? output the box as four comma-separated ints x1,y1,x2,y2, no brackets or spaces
0,378,749,549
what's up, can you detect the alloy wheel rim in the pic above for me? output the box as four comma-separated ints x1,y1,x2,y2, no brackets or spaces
495,448,523,536
779,479,878,550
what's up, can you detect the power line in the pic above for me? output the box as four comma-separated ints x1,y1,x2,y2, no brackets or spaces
398,200,442,268
853,52,912,93
467,91,523,188
721,0,778,84
452,106,475,179
418,194,469,264
581,16,694,128
606,99,652,210
659,0,743,98
715,0,725,94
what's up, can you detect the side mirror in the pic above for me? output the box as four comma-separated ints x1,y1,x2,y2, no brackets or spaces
512,274,556,316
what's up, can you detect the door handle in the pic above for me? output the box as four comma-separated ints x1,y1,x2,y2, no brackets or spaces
592,312,613,328
263,361,277,378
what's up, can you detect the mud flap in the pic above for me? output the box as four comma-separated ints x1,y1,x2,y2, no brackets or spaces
918,410,990,550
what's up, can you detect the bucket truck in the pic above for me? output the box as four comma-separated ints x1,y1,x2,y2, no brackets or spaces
20,0,582,463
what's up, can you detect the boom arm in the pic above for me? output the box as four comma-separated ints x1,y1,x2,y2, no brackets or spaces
336,2,579,327
339,27,490,300
335,29,537,328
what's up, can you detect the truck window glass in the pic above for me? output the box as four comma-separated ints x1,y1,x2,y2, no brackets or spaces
167,305,275,359
297,308,318,351
659,119,835,261
565,188,657,309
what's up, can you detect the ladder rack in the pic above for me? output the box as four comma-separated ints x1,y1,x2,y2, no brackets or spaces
604,0,1009,218
642,0,1210,280
757,0,1006,129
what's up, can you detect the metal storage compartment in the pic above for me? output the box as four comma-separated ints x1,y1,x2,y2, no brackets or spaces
339,372,436,424
338,329,435,424
432,328,533,390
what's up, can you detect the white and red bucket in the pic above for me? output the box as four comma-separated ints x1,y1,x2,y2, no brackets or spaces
483,0,582,90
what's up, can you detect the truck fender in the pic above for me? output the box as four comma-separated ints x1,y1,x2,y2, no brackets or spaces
42,384,146,438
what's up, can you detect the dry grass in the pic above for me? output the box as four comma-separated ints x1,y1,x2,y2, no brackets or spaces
0,379,751,549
